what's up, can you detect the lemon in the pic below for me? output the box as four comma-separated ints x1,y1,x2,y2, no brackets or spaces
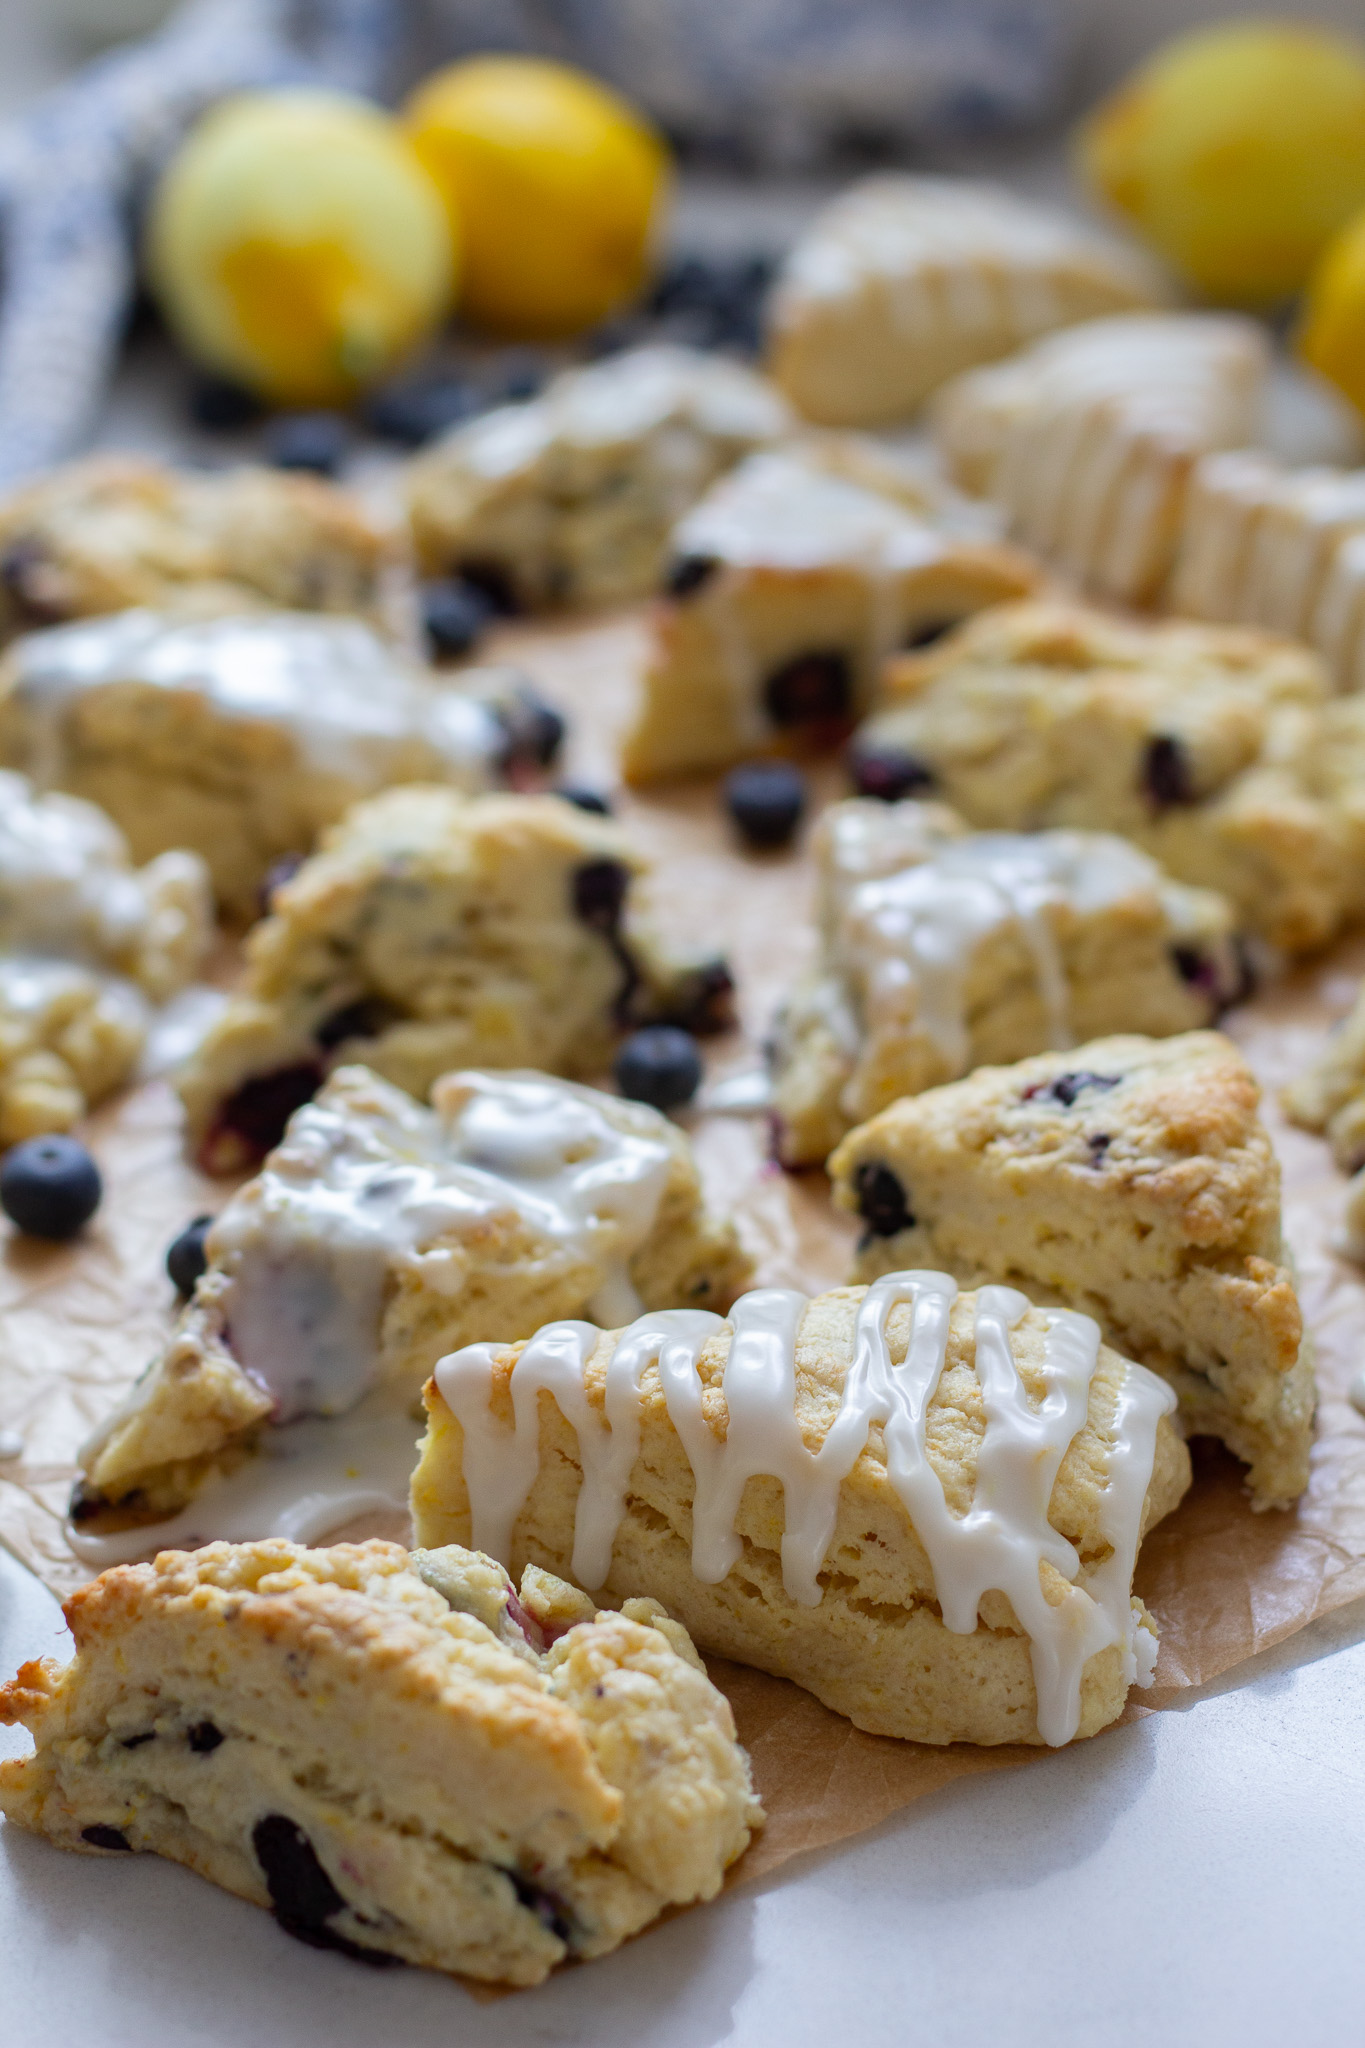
405,56,669,338
1076,23,1365,306
1299,209,1365,416
148,89,455,406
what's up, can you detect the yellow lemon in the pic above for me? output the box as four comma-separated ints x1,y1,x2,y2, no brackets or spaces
1299,209,1365,416
1076,22,1365,306
148,89,455,406
405,56,669,338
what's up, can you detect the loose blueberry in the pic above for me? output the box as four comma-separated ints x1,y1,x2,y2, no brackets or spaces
573,859,630,931
166,1213,213,1297
187,374,263,432
252,1812,400,1966
666,553,720,599
614,1026,703,1112
848,746,937,803
81,1825,132,1851
853,1162,914,1238
0,1136,102,1240
1142,735,1194,810
363,376,477,447
1022,1071,1121,1109
763,652,851,728
187,1721,224,1754
264,412,349,477
557,786,613,815
421,578,494,661
724,760,806,848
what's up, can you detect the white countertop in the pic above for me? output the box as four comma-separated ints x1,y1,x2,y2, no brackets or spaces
2,1542,1363,2047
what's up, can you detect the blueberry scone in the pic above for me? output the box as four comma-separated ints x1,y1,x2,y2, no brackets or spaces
0,610,562,918
405,344,792,611
177,786,732,1171
931,313,1269,604
769,796,1246,1166
72,1063,751,1539
0,771,211,1144
621,441,1038,782
766,174,1169,428
0,456,390,641
829,1032,1313,1508
414,1275,1190,1747
852,601,1345,954
0,1539,762,1986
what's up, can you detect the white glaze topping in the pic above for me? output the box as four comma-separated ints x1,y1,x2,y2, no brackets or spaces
9,611,505,791
672,448,947,574
436,1271,1174,1746
208,1069,674,1425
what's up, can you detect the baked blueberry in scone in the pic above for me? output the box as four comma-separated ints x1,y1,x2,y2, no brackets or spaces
852,600,1347,955
413,1275,1190,1747
768,794,1247,1166
828,1031,1314,1509
405,344,792,611
0,455,392,641
766,174,1169,428
0,1539,762,1986
0,610,564,919
621,439,1039,782
177,785,733,1172
71,1064,751,1536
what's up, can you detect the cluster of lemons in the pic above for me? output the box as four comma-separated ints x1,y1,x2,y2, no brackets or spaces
150,59,669,407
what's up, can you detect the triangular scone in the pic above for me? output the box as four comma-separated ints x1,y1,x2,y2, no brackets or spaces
414,1276,1190,1748
766,174,1168,428
1282,979,1365,1173
930,313,1269,604
829,1032,1313,1508
73,1064,751,1532
622,441,1038,782
0,1540,761,1987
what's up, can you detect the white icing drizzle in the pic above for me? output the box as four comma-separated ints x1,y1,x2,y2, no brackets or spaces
0,770,151,962
435,1270,1176,1745
673,449,945,574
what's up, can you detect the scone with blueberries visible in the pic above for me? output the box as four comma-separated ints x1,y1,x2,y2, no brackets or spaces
0,609,563,919
829,1031,1313,1508
176,785,733,1173
0,1539,762,1987
405,344,792,611
73,1063,751,1532
769,795,1248,1166
852,600,1344,954
622,440,1039,783
0,455,392,641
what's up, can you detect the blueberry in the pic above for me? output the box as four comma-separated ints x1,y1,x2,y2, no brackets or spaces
315,996,399,1050
252,1813,399,1966
724,760,806,848
654,958,736,1036
557,786,613,815
187,1721,224,1754
1022,1071,1121,1109
573,859,630,931
0,1136,101,1240
264,412,349,477
81,1825,131,1852
507,1868,574,1945
848,745,937,803
452,558,520,616
363,376,477,447
515,699,565,769
614,1026,703,1111
763,652,851,728
187,374,263,432
421,577,494,661
166,1213,213,1297
494,354,546,403
853,1162,914,1239
212,1063,323,1166
666,553,720,599
1142,735,1194,810
901,616,957,650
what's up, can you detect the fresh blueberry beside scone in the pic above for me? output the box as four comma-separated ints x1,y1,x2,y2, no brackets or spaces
0,1539,762,1986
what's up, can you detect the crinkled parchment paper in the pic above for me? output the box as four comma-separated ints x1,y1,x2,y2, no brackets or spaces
2,613,1364,1890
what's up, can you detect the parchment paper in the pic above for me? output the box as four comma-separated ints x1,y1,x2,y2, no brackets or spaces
2,612,1364,1890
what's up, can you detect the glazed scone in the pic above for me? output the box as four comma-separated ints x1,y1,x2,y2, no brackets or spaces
73,1063,752,1531
0,1539,761,1986
829,1032,1313,1508
414,1275,1190,1748
0,455,390,640
767,174,1170,428
769,796,1246,1166
931,314,1270,604
0,610,563,917
0,957,147,1147
405,344,792,610
177,785,732,1171
853,601,1345,954
621,441,1039,782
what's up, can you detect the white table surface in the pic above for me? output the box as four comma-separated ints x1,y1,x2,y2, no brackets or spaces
3,1540,1364,2048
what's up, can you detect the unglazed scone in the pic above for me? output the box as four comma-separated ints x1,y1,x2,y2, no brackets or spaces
177,785,732,1172
829,1032,1313,1508
621,441,1039,782
72,1063,751,1535
853,601,1346,954
1283,982,1365,1178
0,610,562,918
769,796,1246,1166
404,344,792,610
0,456,391,640
0,1539,761,1986
414,1274,1190,1747
930,313,1269,604
767,174,1170,428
